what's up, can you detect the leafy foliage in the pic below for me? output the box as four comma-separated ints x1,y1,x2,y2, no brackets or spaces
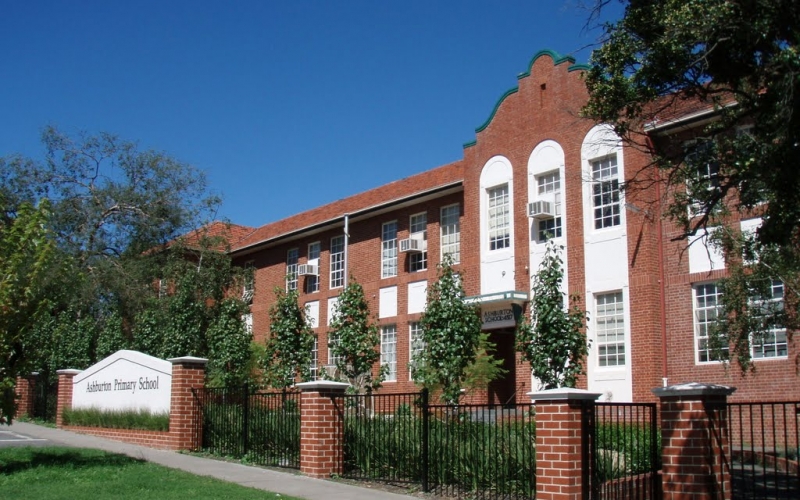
261,288,315,389
328,278,384,395
1,128,253,421
61,407,169,431
516,241,589,390
0,200,56,423
412,257,484,404
206,298,253,387
584,0,800,370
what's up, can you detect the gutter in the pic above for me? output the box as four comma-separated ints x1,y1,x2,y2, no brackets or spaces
230,180,463,257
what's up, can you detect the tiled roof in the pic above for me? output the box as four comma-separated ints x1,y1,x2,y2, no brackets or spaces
231,160,463,253
177,221,256,251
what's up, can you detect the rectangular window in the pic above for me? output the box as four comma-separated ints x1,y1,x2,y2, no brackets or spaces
409,322,424,380
694,283,728,363
330,236,345,289
592,155,621,229
306,242,320,293
381,324,397,382
327,332,343,367
440,204,461,263
310,336,318,380
596,292,625,367
752,280,787,359
409,212,427,272
685,139,721,215
488,184,510,250
286,248,299,291
382,221,398,278
536,171,562,241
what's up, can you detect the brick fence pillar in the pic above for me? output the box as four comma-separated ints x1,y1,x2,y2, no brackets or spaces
14,372,38,418
296,380,350,479
167,356,208,451
55,369,81,427
531,388,601,500
653,382,736,500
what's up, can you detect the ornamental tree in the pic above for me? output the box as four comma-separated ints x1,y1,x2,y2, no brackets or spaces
412,256,484,404
328,278,384,395
516,241,589,390
261,287,315,390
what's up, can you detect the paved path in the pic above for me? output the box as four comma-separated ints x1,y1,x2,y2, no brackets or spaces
7,421,414,500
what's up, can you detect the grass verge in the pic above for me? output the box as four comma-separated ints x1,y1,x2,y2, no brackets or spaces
0,447,302,500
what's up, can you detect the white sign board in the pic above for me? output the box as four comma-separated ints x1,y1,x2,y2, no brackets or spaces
72,350,172,413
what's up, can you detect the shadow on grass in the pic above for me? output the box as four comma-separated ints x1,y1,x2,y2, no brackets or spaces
0,448,144,475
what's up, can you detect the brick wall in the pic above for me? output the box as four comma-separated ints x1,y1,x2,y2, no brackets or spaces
14,375,36,418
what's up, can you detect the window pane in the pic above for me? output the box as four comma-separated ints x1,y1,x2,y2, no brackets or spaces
488,185,510,250
441,204,461,263
382,221,398,278
596,292,625,367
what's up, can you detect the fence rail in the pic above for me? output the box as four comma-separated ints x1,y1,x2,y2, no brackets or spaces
194,385,300,469
337,389,536,500
587,402,661,500
728,401,800,499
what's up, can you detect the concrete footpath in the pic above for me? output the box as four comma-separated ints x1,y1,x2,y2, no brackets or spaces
8,421,414,500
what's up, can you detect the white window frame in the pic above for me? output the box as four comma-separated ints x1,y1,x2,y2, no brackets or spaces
488,184,510,250
535,170,562,242
381,324,397,382
286,248,299,291
694,282,728,363
591,154,621,229
382,221,398,278
440,204,460,263
595,292,626,367
306,241,321,294
409,322,424,381
310,336,319,380
409,212,427,272
751,280,787,359
330,235,345,289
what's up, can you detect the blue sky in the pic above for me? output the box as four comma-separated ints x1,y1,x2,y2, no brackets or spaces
1,1,623,229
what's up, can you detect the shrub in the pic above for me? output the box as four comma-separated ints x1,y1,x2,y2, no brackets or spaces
62,407,169,431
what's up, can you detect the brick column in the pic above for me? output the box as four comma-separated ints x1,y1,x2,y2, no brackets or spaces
653,382,736,500
531,388,601,500
296,380,350,479
56,369,81,427
14,372,38,418
167,356,208,451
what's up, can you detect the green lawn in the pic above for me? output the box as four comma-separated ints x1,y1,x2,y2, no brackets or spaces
0,447,303,500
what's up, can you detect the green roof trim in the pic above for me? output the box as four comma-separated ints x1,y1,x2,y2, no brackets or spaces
517,49,576,80
463,140,476,149
474,87,518,133
568,63,591,72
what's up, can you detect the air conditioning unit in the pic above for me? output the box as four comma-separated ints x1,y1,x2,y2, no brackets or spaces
528,201,554,219
399,238,427,253
297,264,318,276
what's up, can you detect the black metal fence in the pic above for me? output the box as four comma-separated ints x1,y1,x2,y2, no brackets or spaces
728,401,800,499
337,389,536,499
194,385,301,469
586,402,661,500
32,376,58,422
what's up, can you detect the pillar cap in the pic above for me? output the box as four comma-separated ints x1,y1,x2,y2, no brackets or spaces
295,380,350,392
56,369,82,375
528,387,602,402
652,382,736,398
167,356,208,366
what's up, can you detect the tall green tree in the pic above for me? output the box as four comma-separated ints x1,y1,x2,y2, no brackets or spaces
516,242,589,390
412,257,484,404
584,0,800,370
0,200,56,423
328,278,384,395
261,288,315,390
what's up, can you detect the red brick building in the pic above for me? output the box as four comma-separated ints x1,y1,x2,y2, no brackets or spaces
224,50,797,403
